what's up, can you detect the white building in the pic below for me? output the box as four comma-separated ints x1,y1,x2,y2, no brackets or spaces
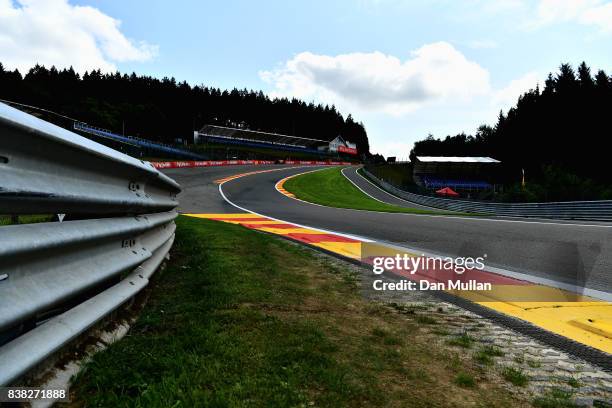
328,135,346,152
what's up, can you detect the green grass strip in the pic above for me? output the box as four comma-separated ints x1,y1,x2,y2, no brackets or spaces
67,216,525,407
0,215,54,226
283,167,465,215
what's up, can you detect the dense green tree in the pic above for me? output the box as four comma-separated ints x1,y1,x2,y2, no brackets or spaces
0,63,370,154
411,62,612,198
578,61,594,89
595,70,610,90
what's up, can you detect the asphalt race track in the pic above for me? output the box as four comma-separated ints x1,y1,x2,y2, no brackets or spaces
165,165,612,295
342,166,612,226
163,164,289,213
340,166,437,211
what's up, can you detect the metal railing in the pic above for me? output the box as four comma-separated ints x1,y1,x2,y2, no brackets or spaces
361,168,612,221
74,122,207,160
0,102,181,385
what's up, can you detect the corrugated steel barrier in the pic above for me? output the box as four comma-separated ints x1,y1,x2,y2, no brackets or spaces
0,102,181,385
361,167,612,221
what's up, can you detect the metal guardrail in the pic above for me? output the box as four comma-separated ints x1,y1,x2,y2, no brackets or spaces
74,122,207,161
0,102,181,385
361,167,612,221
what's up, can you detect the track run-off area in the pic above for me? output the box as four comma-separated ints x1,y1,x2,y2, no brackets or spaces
163,164,612,360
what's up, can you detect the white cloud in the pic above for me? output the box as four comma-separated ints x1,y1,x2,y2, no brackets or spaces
579,1,612,33
260,42,490,115
531,0,592,25
0,0,157,73
369,139,415,160
492,71,541,111
478,0,525,14
528,0,612,34
467,39,499,49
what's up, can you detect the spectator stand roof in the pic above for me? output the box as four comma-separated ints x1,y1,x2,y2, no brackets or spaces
416,156,500,163
197,125,328,150
413,156,501,190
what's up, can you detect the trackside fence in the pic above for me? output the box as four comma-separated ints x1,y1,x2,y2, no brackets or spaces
74,122,206,160
361,167,612,221
151,160,353,169
0,102,181,385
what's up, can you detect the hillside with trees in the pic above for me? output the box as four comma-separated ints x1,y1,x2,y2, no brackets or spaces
411,62,612,201
0,63,370,155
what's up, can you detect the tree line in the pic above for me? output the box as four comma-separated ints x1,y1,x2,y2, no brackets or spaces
410,62,612,200
0,63,370,154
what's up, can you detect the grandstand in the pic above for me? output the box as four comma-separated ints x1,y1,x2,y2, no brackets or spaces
197,125,326,149
413,156,501,195
194,125,358,161
74,122,206,160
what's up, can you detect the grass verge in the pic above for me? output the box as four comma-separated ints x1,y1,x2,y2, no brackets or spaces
474,345,505,365
502,367,529,387
65,216,529,407
532,388,579,408
447,333,475,349
0,214,54,225
283,167,466,216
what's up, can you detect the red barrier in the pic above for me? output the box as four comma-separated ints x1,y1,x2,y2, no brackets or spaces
151,160,274,169
283,160,353,165
151,160,354,169
338,146,358,155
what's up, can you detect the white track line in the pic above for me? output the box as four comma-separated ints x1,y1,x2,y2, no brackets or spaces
375,240,612,302
275,166,612,228
351,167,443,210
352,167,612,228
218,170,374,242
340,167,389,204
274,168,350,209
217,168,610,301
273,166,442,215
273,167,447,216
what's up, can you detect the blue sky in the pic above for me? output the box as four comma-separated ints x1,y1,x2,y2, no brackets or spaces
2,0,612,157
